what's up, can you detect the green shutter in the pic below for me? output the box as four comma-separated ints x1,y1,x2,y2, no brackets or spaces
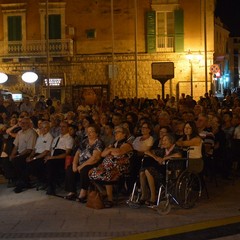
146,11,156,53
49,15,61,39
8,16,22,41
174,9,184,52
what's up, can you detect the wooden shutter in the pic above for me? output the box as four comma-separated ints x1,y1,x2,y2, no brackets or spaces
49,14,61,39
174,9,184,52
146,11,156,53
8,16,22,41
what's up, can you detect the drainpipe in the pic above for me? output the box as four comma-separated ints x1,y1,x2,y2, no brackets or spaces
134,0,138,98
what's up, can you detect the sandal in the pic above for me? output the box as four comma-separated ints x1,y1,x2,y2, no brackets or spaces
64,193,76,201
104,200,114,208
76,196,87,203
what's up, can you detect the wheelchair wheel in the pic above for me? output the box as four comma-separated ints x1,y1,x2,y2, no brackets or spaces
175,170,201,209
156,198,171,215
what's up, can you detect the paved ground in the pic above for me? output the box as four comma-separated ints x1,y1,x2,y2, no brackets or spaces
0,176,240,240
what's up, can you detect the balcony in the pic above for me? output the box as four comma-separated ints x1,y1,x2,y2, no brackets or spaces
0,39,74,58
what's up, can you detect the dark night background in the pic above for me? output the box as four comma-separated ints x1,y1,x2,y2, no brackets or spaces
215,0,240,37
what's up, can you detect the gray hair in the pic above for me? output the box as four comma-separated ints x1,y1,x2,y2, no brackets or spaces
114,124,129,137
163,133,176,145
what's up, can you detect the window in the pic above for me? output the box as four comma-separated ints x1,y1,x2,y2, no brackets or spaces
156,11,174,50
147,1,183,53
8,16,22,41
1,3,26,54
49,14,61,39
39,2,66,40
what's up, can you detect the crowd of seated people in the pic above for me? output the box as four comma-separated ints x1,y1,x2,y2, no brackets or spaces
0,91,240,209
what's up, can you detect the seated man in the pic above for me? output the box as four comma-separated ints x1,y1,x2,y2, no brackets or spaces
9,117,38,193
26,121,53,188
44,121,74,195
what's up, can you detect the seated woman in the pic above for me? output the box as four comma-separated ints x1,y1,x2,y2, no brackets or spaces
89,124,133,208
132,121,154,154
141,133,182,205
176,121,203,173
64,124,104,202
130,121,154,189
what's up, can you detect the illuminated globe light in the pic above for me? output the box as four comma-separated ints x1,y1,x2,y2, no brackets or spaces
21,72,38,83
0,72,8,84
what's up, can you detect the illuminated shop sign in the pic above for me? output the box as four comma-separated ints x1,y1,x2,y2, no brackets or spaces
44,78,62,86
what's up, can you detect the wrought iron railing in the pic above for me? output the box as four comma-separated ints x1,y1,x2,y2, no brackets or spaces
156,36,174,52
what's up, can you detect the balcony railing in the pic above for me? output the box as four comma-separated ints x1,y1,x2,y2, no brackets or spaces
156,36,174,52
0,39,74,57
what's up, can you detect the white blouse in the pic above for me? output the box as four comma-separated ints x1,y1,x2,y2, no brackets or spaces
132,136,154,152
188,141,203,159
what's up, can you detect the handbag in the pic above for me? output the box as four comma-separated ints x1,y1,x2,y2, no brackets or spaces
65,155,74,169
86,189,104,209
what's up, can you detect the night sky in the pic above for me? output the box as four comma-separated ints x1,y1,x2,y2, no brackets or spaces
215,0,240,37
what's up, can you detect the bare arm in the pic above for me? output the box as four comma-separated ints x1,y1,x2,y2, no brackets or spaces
9,145,18,160
72,150,80,173
105,143,132,157
177,137,202,147
77,149,102,172
101,145,113,158
144,150,159,160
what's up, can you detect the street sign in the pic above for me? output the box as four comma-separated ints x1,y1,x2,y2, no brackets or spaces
151,62,174,99
151,62,174,80
210,64,220,74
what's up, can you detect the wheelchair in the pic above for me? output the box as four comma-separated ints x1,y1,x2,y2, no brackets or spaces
127,157,202,215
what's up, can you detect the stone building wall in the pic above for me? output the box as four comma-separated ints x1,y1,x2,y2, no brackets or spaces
0,49,213,103
47,51,213,102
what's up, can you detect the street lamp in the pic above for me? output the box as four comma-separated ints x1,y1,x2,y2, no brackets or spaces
21,71,38,83
0,72,8,84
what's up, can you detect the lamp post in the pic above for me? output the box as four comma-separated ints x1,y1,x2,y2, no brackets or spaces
46,0,50,98
186,50,202,98
186,50,193,97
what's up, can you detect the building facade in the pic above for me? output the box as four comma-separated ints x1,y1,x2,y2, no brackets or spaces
214,16,230,94
228,37,240,92
0,0,215,105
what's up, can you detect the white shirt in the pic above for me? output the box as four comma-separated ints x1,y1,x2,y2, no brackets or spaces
35,132,53,154
132,136,154,152
188,142,203,159
51,133,74,156
13,128,38,154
